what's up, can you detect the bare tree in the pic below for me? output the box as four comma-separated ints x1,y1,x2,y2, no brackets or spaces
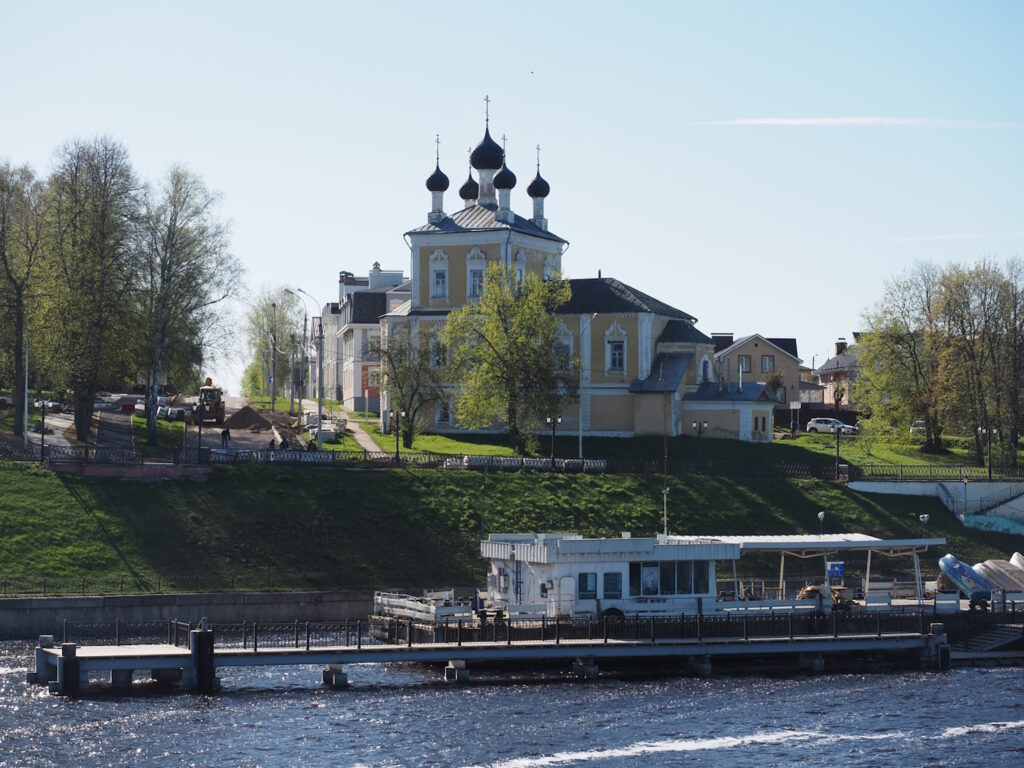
136,166,240,445
0,162,47,436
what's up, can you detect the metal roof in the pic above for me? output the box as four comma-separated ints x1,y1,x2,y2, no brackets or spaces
560,278,696,320
714,334,800,362
406,203,566,244
657,319,713,345
684,381,774,403
672,534,946,558
629,353,692,393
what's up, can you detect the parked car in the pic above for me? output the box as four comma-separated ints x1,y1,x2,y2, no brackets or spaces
910,420,926,435
806,417,857,435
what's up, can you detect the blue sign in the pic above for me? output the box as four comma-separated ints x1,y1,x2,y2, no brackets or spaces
268,375,273,383
827,561,844,578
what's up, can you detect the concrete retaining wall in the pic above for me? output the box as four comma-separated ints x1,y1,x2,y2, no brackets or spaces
0,590,375,640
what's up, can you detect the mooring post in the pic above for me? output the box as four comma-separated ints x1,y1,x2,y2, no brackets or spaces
189,617,217,693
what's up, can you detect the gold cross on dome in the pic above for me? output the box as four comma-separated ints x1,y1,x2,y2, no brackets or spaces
484,94,490,122
435,134,440,163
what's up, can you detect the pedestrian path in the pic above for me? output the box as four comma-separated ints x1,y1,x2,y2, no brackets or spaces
97,411,134,449
300,398,380,453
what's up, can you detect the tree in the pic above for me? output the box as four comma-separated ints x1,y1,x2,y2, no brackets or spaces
46,138,140,441
442,262,576,454
0,162,47,437
374,324,446,448
243,287,302,403
858,263,945,451
135,166,240,445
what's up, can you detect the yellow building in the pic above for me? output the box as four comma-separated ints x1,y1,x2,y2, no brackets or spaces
381,117,776,443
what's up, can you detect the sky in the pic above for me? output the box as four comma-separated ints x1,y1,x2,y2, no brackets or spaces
2,1,1022,393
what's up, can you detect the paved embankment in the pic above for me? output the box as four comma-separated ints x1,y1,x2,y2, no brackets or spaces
0,590,375,640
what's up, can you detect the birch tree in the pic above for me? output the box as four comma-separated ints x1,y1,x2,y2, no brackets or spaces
137,166,239,445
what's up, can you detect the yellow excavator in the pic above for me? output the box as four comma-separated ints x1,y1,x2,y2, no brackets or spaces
193,378,226,425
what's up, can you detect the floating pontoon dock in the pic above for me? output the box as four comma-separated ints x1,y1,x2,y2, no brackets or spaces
27,611,970,695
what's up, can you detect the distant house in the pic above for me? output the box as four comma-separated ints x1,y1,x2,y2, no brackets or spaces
711,333,802,405
818,336,859,408
799,365,825,404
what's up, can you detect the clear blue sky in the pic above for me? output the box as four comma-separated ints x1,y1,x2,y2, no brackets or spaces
2,1,1021,392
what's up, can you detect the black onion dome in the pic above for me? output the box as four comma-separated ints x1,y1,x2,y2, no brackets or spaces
470,127,504,170
459,172,479,200
493,161,517,190
527,171,550,198
426,163,449,192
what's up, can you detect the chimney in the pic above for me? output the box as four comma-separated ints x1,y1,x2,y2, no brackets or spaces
836,337,848,355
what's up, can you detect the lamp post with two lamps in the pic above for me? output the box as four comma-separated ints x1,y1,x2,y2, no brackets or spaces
547,415,561,470
692,419,708,472
389,408,406,464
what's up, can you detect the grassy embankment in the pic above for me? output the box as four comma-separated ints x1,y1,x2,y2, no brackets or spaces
1,459,1020,597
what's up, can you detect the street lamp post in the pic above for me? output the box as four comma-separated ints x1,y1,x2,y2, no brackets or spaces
578,313,598,459
547,415,561,470
389,409,406,464
978,426,997,480
963,478,969,519
818,510,826,537
312,315,324,450
692,420,708,472
919,513,929,539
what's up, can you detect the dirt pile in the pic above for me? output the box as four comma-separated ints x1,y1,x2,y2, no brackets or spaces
223,406,272,432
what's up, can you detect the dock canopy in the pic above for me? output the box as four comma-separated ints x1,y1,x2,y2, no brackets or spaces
676,533,947,558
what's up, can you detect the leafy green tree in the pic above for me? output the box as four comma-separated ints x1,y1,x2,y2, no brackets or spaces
858,263,946,451
0,162,48,436
46,137,140,441
374,324,446,448
135,166,240,445
442,262,575,455
243,287,302,404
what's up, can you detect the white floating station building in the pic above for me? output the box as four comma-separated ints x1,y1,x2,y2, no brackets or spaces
477,531,949,619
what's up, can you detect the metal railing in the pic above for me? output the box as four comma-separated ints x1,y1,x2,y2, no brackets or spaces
853,464,1023,481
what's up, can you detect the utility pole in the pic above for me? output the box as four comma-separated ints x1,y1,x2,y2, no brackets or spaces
270,302,277,412
289,333,296,415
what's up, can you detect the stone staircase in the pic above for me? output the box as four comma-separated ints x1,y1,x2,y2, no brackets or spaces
951,622,1024,653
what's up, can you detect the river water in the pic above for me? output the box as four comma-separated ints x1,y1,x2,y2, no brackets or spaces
1,641,1021,767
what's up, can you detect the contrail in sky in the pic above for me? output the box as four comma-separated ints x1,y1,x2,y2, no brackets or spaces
895,232,1024,243
694,117,1020,127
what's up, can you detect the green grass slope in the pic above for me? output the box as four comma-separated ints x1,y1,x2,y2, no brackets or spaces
0,461,1019,595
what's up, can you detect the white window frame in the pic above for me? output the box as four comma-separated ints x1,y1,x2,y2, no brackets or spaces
738,354,751,373
466,247,486,300
515,249,527,287
604,322,627,374
761,355,775,373
429,249,449,302
430,335,447,368
543,254,557,281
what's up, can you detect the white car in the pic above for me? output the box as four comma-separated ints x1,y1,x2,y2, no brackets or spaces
806,417,857,435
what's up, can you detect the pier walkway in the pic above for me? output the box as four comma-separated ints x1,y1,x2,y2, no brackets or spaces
26,611,974,695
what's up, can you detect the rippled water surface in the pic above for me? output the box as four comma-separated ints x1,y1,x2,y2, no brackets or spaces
1,642,1022,766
